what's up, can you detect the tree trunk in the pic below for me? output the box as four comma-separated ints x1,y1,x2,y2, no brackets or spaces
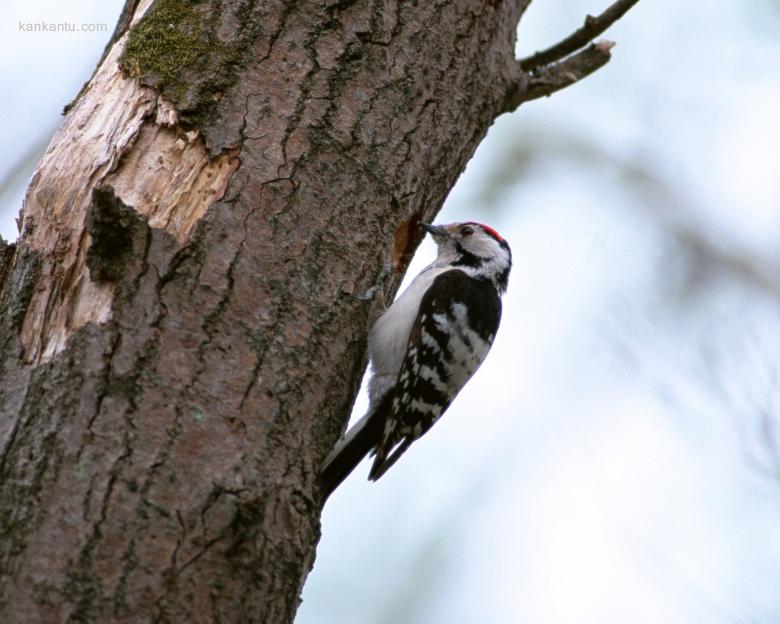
0,0,622,621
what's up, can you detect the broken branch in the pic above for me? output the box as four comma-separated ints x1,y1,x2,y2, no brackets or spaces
519,0,639,71
506,40,614,110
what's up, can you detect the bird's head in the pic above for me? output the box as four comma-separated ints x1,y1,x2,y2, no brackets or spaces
421,221,512,292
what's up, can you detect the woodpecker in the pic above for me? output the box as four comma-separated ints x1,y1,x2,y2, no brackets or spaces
319,221,511,500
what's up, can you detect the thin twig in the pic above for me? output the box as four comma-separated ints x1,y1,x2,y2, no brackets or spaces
506,40,614,109
519,0,639,71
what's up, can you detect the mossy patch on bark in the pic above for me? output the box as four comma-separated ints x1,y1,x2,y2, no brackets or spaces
120,0,208,87
117,0,266,137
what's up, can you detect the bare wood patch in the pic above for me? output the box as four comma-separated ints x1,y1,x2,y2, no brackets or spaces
17,1,237,365
104,126,239,239
392,212,423,274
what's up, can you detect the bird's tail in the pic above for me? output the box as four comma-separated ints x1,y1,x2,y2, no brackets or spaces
319,396,389,503
367,437,412,482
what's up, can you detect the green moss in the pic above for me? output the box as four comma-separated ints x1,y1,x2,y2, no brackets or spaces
117,0,268,134
120,0,207,86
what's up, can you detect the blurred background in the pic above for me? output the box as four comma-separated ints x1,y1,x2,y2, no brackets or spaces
2,1,779,623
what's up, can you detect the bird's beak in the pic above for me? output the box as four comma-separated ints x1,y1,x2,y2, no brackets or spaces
420,223,448,238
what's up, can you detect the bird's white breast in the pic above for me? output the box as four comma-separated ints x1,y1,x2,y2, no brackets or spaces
367,265,448,404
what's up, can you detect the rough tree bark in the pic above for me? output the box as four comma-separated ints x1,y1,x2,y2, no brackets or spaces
0,0,637,622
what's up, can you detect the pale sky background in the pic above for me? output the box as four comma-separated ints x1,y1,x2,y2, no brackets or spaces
1,2,779,623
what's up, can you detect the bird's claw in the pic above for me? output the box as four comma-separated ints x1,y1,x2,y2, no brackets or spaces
359,260,393,301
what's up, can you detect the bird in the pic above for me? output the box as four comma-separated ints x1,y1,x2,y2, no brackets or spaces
319,221,511,501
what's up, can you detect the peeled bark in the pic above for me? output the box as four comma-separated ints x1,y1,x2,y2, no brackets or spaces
0,0,627,622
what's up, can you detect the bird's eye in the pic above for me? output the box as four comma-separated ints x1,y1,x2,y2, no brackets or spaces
460,226,474,236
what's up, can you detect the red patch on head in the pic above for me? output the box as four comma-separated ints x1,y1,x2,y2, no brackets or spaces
467,222,504,243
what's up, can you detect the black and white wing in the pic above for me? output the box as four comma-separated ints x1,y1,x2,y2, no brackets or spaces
368,269,502,480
